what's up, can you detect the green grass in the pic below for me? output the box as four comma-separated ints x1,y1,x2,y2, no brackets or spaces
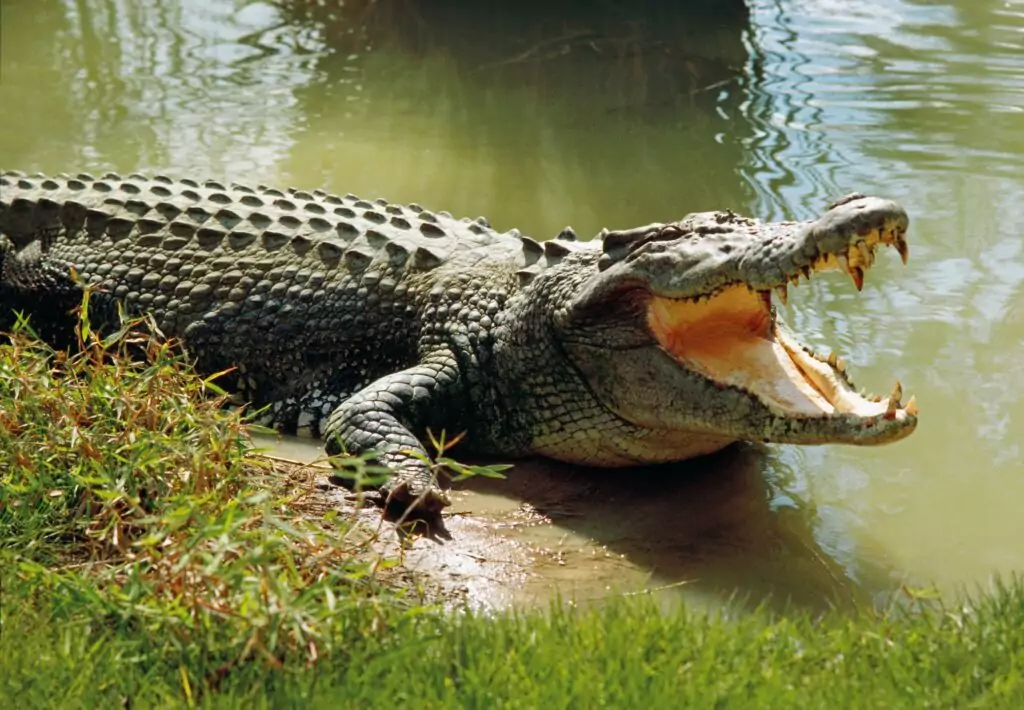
1,311,1023,708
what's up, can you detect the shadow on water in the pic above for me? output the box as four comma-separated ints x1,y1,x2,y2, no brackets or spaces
432,443,897,614
278,0,750,73
268,432,892,614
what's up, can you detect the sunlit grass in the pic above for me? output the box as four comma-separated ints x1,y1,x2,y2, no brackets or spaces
1,308,1023,708
0,309,418,685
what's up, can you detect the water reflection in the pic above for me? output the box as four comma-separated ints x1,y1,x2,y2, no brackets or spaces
745,0,1023,187
0,0,762,235
274,0,758,235
0,0,315,175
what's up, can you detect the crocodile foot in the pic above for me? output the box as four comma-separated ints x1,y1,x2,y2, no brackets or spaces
332,469,452,539
375,474,452,539
376,474,452,513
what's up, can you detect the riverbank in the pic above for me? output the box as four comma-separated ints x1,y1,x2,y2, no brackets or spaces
1,318,1022,708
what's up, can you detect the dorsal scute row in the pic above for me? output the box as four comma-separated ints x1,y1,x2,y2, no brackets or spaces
0,171,562,279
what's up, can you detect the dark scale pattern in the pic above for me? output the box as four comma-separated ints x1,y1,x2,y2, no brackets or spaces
0,171,593,513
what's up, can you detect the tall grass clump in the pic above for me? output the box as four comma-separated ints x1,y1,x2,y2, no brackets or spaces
0,308,414,693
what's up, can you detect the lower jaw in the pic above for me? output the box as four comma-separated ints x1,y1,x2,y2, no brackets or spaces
646,295,918,441
761,405,919,445
756,329,919,445
669,323,920,440
773,328,885,417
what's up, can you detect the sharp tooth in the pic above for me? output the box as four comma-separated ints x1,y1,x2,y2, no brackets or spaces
838,254,851,274
851,266,865,291
827,352,837,367
857,241,872,267
801,265,812,280
776,284,789,305
790,274,800,287
886,381,903,413
905,395,919,416
895,238,909,265
836,357,846,373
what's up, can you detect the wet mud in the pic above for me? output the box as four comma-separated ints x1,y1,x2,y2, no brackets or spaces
265,436,876,614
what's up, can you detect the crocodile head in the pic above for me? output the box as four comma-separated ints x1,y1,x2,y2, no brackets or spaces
557,193,918,461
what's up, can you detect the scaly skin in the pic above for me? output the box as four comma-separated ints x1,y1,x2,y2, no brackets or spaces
0,171,919,523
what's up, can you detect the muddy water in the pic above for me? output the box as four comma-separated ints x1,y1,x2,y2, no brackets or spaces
3,0,1024,613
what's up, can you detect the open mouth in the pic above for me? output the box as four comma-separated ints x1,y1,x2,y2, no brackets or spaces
646,221,918,424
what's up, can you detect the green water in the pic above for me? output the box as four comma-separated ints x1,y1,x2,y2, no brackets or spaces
2,0,1023,608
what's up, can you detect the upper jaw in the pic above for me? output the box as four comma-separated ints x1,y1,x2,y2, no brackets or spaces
682,193,910,299
580,194,910,315
780,193,910,293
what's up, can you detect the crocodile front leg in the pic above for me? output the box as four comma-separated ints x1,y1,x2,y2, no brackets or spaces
322,350,461,516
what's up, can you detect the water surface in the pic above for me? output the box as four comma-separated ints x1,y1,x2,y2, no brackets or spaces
2,0,1023,611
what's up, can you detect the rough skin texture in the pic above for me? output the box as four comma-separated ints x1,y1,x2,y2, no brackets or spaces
0,171,919,525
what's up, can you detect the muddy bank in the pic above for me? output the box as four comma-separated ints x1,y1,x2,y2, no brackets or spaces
263,436,885,614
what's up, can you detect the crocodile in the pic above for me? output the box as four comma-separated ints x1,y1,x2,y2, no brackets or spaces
0,171,919,525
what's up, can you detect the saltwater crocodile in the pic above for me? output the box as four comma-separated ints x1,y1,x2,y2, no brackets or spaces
0,171,919,523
